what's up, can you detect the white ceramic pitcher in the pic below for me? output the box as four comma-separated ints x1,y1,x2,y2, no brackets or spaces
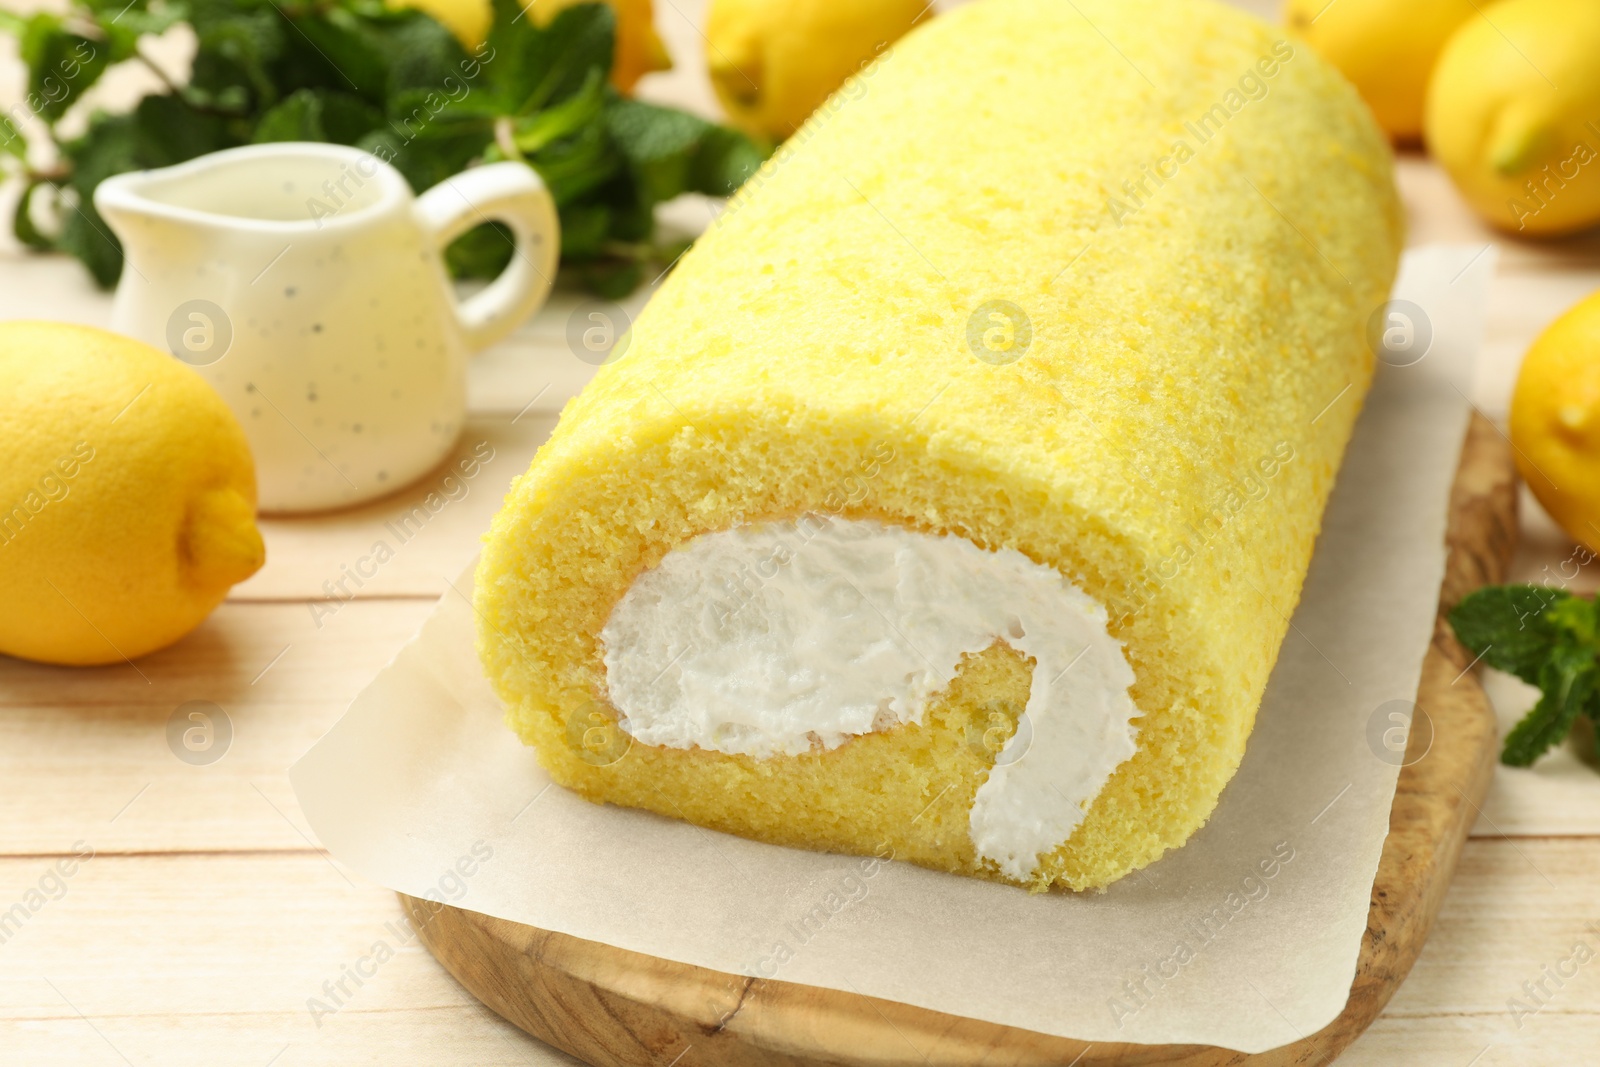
96,142,557,513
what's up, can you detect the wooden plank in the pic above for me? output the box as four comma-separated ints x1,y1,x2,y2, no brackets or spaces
1395,157,1600,271
0,601,432,855
0,1011,583,1067
1345,1016,1598,1067
1342,837,1600,1066
1,841,1594,1065
0,853,584,1065
236,414,558,603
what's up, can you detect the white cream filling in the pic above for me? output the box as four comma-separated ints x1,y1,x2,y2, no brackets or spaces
598,515,1141,880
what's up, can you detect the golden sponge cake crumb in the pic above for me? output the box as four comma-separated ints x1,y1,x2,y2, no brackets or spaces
476,0,1400,891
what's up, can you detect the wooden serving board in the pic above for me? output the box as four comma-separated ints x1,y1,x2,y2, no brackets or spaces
400,412,1517,1067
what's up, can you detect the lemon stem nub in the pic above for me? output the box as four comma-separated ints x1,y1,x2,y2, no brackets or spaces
183,487,266,589
1488,101,1558,177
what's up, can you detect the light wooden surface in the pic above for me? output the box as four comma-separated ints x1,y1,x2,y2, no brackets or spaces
399,415,1516,1067
4,2,1600,1064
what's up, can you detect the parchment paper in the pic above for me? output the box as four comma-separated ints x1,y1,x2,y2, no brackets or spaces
291,245,1494,1053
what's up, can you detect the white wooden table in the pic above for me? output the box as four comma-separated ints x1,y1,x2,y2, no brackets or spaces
2,1,1598,1063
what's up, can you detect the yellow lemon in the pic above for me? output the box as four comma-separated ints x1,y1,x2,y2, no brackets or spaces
393,0,671,93
1427,0,1600,236
1284,0,1476,142
1511,289,1600,550
0,322,264,666
705,0,929,140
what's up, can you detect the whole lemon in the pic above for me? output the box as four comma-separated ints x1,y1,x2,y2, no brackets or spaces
1284,0,1476,142
1511,290,1600,550
392,0,670,93
1426,0,1600,236
705,0,928,141
0,322,264,666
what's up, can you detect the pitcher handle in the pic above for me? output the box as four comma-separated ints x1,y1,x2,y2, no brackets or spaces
413,163,559,354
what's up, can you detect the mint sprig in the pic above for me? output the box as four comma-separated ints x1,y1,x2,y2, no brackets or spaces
1449,585,1600,767
0,0,768,296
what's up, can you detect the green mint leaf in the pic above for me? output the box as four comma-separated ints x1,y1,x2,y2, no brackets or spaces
604,95,707,203
0,115,25,163
92,0,185,68
1448,584,1576,686
254,87,325,141
366,121,493,193
445,220,515,279
528,120,620,205
1502,643,1599,766
1547,595,1600,645
606,96,709,163
382,9,469,103
255,88,385,144
130,93,241,167
557,201,611,259
604,190,652,241
1582,691,1600,767
508,67,605,155
570,256,643,300
12,179,56,251
280,6,391,101
188,0,285,109
96,5,188,49
485,0,613,116
60,109,139,194
314,90,388,143
56,197,124,288
19,15,110,124
687,123,768,197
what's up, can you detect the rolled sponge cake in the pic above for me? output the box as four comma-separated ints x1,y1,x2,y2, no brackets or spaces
476,0,1401,891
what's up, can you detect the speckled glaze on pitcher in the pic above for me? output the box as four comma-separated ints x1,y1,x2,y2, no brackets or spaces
97,143,557,513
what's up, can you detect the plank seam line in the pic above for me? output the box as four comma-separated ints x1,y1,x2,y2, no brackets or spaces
0,847,335,861
1462,831,1600,842
1,1003,488,1024
224,594,443,605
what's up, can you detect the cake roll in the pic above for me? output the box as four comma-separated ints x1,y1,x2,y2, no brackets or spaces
477,0,1400,891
